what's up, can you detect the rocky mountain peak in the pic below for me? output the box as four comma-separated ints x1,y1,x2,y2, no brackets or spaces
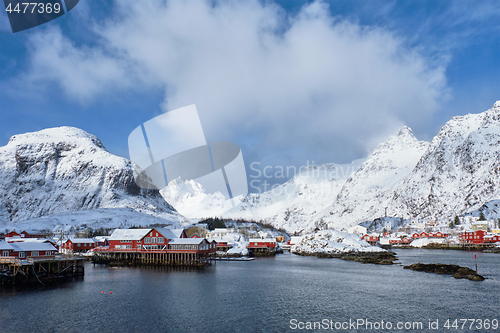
0,126,180,223
7,126,105,149
396,126,414,138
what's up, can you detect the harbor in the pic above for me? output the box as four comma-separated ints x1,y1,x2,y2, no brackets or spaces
0,256,85,285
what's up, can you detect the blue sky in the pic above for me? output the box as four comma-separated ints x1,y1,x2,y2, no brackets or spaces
0,0,499,190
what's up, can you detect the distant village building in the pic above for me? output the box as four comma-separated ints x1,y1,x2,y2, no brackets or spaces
483,234,500,243
257,231,268,239
95,227,215,266
247,238,276,255
287,236,302,246
62,238,96,253
347,225,368,235
460,230,486,244
52,225,76,236
471,222,488,231
362,234,379,245
0,241,57,259
210,228,234,238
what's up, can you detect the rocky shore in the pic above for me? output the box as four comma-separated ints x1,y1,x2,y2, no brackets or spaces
292,251,397,265
403,263,485,281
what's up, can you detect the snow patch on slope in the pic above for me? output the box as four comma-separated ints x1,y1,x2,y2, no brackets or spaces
291,230,383,254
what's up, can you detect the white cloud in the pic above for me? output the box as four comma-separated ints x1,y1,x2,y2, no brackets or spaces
20,0,448,167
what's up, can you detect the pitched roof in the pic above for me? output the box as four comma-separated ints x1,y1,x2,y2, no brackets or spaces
68,238,95,243
170,229,186,238
109,229,152,241
9,242,57,252
0,241,15,251
154,228,179,240
248,238,276,243
169,238,206,245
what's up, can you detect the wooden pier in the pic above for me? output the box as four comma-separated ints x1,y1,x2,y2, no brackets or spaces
0,256,85,285
92,249,212,267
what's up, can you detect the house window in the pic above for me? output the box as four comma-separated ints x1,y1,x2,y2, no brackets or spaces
32,251,38,257
2,251,8,257
158,237,164,244
19,252,26,258
145,237,151,244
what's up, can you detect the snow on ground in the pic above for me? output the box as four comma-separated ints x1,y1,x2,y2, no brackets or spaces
0,208,184,233
409,238,445,248
291,230,384,255
208,232,249,256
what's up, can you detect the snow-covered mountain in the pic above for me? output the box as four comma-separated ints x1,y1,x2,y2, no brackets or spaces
0,127,181,225
389,101,500,221
160,178,236,218
4,101,498,235
162,160,363,234
315,126,430,230
0,208,184,234
163,101,500,235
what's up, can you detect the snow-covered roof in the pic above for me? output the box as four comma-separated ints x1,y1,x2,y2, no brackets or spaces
68,238,95,243
248,238,276,243
289,236,303,244
0,241,15,250
10,242,57,252
170,229,185,238
154,228,179,240
109,229,152,241
169,238,206,245
7,238,51,243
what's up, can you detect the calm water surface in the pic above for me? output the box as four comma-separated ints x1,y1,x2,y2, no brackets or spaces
1,249,499,333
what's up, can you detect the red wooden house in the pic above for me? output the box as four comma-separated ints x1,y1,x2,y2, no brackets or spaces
108,228,187,252
5,231,21,238
483,234,500,243
1,241,15,257
168,238,216,255
20,230,48,239
362,234,379,245
63,238,96,253
1,241,57,259
215,241,232,252
108,229,151,251
247,238,276,249
388,237,412,244
460,230,486,244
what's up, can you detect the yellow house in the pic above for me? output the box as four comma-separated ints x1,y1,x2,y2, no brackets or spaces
471,222,488,231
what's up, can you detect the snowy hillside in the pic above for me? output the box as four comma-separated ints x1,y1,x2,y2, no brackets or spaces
315,126,430,230
162,160,363,234
0,208,183,234
0,127,181,224
162,101,500,234
291,230,383,255
390,101,500,221
160,178,238,218
466,200,500,219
